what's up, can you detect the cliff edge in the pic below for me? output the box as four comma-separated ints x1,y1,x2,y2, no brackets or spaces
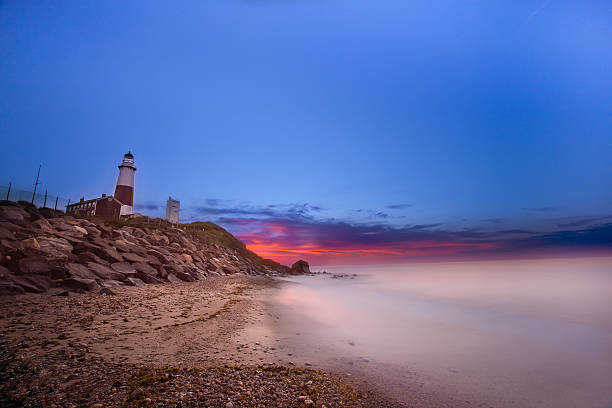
0,201,309,295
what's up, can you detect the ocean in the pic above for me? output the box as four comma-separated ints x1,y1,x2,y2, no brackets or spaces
269,257,612,407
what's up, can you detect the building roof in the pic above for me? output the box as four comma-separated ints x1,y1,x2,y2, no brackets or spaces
67,195,122,208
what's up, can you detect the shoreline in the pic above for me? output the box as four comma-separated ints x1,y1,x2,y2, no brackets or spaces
0,275,397,407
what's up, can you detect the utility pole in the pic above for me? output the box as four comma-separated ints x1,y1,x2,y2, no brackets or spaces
43,190,48,208
6,182,10,201
31,164,41,205
54,196,58,211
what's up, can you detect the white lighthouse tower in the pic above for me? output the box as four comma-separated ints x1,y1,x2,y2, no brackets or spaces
114,152,136,216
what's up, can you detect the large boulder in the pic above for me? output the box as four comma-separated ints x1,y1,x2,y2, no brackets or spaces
125,277,146,287
87,262,126,281
147,249,171,265
175,271,196,282
36,236,73,261
99,280,123,288
0,224,16,241
136,272,163,284
30,218,55,234
132,262,157,276
161,264,184,277
0,204,30,224
122,252,149,263
62,278,99,292
74,241,124,264
12,258,54,275
11,274,53,293
77,251,109,266
290,260,310,274
110,262,137,276
166,273,182,283
65,263,98,280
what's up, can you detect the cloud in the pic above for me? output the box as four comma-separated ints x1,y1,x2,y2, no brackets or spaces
481,218,504,224
497,229,536,234
527,223,612,248
186,199,612,265
134,203,159,211
556,215,612,228
193,201,323,220
408,223,443,230
387,203,412,210
522,206,558,213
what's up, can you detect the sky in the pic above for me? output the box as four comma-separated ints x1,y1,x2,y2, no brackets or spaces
1,1,611,265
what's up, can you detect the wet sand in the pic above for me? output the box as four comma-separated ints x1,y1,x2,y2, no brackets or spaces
239,279,481,408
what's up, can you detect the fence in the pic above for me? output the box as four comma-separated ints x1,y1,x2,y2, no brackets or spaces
0,184,71,212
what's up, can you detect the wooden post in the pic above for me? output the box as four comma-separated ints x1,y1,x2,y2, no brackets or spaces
31,165,41,204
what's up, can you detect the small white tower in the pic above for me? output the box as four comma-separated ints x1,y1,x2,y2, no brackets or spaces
114,152,136,216
165,196,180,224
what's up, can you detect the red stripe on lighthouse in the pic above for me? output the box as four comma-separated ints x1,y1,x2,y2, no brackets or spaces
114,185,134,206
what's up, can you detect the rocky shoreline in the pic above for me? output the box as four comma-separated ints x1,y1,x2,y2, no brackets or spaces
0,275,396,407
0,201,307,295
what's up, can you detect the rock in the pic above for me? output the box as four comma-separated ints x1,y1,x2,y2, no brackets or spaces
136,271,163,284
51,290,70,297
30,218,55,234
0,281,25,295
304,399,314,406
0,205,30,224
87,262,126,281
0,264,9,278
180,253,193,263
36,236,73,260
99,279,124,287
147,249,171,265
75,242,124,263
21,237,40,249
129,387,144,399
12,258,54,275
222,265,240,275
110,262,137,276
99,287,116,296
122,252,148,263
84,226,102,236
290,260,310,274
125,277,146,287
77,251,109,266
0,225,15,241
73,225,88,235
62,278,100,292
38,207,62,219
175,271,196,282
65,263,98,280
226,402,234,408
132,262,157,276
166,273,181,283
8,274,53,293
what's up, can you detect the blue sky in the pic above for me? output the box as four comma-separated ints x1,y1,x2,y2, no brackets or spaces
1,1,611,263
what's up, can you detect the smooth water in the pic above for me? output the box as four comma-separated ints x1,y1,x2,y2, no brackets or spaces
272,257,612,408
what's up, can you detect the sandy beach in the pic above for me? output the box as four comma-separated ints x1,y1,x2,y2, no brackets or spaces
0,275,398,407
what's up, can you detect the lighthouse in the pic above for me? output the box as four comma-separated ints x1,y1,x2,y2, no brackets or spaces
114,151,136,215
